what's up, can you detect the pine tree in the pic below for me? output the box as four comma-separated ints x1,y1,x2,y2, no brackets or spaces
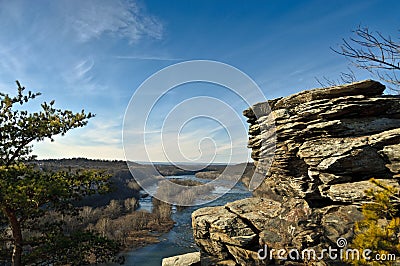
347,178,400,265
0,81,119,265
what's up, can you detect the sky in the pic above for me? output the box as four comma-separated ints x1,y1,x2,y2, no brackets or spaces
0,0,399,163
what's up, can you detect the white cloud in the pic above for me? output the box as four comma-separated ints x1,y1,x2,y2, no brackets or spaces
114,55,182,61
0,0,164,96
74,58,94,80
74,117,123,146
32,116,125,160
66,58,92,82
60,57,104,94
33,140,124,160
64,0,163,43
123,121,250,163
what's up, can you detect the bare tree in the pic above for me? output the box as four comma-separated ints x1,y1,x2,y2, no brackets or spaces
332,26,400,91
315,67,357,87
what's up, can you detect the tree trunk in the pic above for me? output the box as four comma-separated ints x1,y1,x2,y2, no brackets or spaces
4,206,23,266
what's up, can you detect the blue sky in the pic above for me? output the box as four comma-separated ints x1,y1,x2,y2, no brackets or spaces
0,0,399,163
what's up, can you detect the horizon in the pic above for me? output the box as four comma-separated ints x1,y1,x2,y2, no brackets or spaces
0,0,399,164
35,157,250,166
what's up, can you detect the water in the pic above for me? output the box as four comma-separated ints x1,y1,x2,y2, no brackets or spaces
118,175,251,266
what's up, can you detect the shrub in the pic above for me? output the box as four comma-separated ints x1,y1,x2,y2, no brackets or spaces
347,179,400,265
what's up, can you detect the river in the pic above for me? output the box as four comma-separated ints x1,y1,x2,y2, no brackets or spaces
116,175,251,266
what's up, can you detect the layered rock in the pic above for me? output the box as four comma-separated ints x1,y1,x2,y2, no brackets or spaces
192,80,400,265
245,80,400,203
193,198,363,265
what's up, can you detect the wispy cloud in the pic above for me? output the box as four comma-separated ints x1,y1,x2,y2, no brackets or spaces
124,117,250,163
114,55,183,61
33,116,124,160
33,140,124,160
74,58,95,80
60,57,103,94
0,0,165,97
78,118,122,146
64,0,163,43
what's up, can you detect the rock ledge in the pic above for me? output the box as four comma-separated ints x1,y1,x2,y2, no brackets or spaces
192,80,400,265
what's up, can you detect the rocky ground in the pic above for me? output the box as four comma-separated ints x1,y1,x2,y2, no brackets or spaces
191,80,400,265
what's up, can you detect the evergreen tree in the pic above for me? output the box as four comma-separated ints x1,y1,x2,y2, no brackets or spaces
348,178,400,265
0,81,119,265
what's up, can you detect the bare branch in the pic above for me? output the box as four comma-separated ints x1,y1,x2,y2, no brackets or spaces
315,67,357,87
331,26,400,92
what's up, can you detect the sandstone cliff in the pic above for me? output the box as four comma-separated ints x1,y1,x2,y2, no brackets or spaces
192,80,400,265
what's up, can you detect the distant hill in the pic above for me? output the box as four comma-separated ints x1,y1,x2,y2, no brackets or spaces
32,158,233,207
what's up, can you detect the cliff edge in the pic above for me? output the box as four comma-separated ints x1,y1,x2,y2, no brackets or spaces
192,80,400,265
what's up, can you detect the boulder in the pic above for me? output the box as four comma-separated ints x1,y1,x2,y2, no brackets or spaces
162,252,201,266
192,80,400,265
244,81,400,201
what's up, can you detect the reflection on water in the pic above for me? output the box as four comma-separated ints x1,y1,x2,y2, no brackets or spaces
113,175,251,266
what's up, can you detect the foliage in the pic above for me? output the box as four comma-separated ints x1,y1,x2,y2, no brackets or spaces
23,231,120,265
0,81,94,166
0,163,110,217
0,81,117,265
347,179,400,265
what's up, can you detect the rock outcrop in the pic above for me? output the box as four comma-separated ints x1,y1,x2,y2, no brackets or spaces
192,80,400,265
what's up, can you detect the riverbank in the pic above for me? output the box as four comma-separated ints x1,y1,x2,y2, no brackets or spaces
109,175,252,266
